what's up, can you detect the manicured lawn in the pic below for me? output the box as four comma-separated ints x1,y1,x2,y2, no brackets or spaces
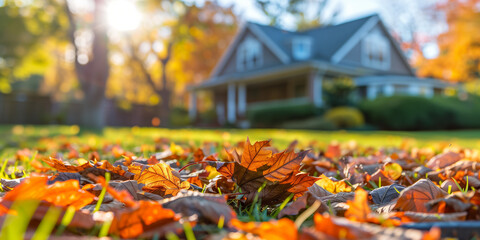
1,125,480,158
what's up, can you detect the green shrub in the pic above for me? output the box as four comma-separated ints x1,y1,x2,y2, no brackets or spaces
431,96,480,129
324,107,365,129
247,100,321,127
198,108,217,125
281,117,337,130
359,96,455,130
169,106,191,127
323,76,355,107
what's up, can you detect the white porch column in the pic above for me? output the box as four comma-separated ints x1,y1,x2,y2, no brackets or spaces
238,84,247,116
383,84,395,97
409,85,420,96
367,85,378,99
227,83,236,123
424,86,434,98
313,73,323,107
308,71,323,107
188,91,197,119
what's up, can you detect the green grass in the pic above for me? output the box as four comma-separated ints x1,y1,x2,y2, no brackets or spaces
1,124,480,152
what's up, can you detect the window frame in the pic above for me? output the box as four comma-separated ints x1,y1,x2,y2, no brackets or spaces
292,37,312,60
236,37,263,71
362,29,390,70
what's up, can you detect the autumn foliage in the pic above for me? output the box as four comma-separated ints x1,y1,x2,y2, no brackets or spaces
3,136,480,239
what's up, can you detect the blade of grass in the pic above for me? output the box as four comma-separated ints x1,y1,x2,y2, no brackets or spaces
249,181,267,214
183,221,196,240
0,200,40,240
32,207,62,240
166,232,180,240
98,212,113,237
272,193,294,218
55,206,76,236
217,215,225,229
10,161,18,179
93,172,111,213
1,159,9,179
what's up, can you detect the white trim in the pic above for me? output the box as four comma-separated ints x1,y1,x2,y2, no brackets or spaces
227,83,236,123
331,15,379,63
312,72,323,107
377,21,416,76
248,23,290,64
383,84,394,96
367,84,379,99
238,84,247,115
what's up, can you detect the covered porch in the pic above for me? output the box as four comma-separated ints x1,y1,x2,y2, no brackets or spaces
188,61,340,126
354,75,453,100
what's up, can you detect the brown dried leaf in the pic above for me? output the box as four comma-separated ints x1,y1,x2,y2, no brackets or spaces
394,179,447,212
161,191,236,226
426,152,461,170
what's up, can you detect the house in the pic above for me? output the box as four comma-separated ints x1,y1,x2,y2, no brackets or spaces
188,14,451,126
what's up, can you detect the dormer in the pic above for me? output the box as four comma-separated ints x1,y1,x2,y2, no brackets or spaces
292,36,312,60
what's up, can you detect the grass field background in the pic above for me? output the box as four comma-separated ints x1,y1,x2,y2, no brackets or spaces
1,125,480,158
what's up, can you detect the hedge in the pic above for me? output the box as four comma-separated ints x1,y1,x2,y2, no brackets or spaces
359,95,480,130
247,100,321,127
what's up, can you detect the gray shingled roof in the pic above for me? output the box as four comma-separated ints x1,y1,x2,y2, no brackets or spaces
251,14,376,62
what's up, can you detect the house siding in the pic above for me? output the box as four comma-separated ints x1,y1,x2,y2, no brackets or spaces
217,29,284,77
339,24,413,76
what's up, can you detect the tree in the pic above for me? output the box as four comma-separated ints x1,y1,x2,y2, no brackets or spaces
416,0,480,82
255,0,338,30
110,1,237,126
64,0,110,129
0,0,65,93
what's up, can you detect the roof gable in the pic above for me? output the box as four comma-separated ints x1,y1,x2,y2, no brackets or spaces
210,23,291,78
330,15,415,75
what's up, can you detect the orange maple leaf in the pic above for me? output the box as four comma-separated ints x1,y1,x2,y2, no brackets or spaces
345,188,372,222
3,176,95,210
239,139,272,171
96,160,128,176
42,157,93,172
231,218,297,240
313,213,373,239
135,162,190,196
109,200,180,239
263,150,308,182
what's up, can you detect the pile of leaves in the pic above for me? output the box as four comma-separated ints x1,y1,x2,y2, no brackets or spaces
1,136,480,239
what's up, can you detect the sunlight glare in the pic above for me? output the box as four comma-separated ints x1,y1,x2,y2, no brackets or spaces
106,0,142,32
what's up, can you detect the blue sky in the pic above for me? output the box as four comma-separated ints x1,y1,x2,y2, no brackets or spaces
217,0,384,25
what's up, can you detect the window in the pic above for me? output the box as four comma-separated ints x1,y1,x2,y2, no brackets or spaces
237,37,263,71
362,29,390,70
292,37,312,60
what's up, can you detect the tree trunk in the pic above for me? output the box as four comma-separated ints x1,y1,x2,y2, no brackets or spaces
158,89,171,127
66,0,109,130
158,59,171,127
81,89,106,130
